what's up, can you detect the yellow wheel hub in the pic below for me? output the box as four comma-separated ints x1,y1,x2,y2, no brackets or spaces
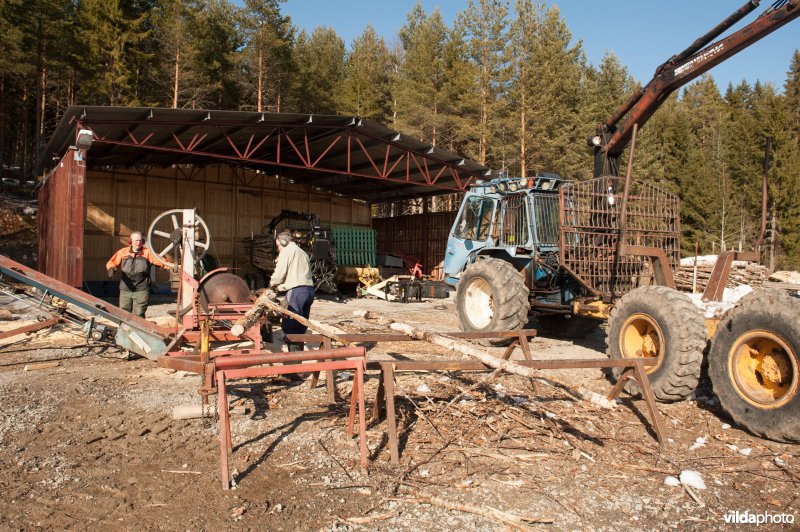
729,331,798,408
620,313,665,373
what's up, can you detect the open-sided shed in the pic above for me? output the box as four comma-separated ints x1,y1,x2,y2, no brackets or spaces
38,106,493,287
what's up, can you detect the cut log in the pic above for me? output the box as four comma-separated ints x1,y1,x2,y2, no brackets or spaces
231,290,353,346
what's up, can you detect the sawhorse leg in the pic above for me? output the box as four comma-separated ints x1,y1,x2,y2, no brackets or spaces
379,363,400,464
217,371,232,490
505,331,540,393
607,360,666,445
309,337,338,404
345,361,368,468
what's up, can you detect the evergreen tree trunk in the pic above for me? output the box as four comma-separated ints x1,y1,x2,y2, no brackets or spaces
257,46,263,112
520,77,526,178
480,83,487,164
35,17,46,166
173,43,180,108
0,74,4,173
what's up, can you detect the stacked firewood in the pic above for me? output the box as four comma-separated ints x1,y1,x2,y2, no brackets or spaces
674,261,768,292
242,234,275,271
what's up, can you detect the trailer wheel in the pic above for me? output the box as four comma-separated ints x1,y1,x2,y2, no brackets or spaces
708,289,799,442
607,285,706,401
455,257,530,346
537,314,601,339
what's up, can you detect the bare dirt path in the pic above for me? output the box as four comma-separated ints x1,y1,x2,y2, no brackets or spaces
0,297,797,530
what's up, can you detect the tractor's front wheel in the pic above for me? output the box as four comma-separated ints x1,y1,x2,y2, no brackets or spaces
455,257,530,345
708,289,799,443
607,285,706,402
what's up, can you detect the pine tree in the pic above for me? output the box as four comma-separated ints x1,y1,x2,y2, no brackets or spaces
240,0,293,112
785,50,800,137
189,0,243,109
338,25,391,121
393,6,448,145
512,3,585,178
292,27,345,114
457,0,509,166
151,0,202,108
74,0,152,106
436,24,481,161
0,0,28,172
675,76,733,254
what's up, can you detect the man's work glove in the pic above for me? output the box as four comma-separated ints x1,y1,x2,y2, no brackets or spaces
107,267,117,278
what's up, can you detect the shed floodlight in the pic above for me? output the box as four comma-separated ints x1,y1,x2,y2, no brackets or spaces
76,129,94,150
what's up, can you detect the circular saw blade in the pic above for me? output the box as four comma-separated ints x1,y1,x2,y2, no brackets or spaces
198,272,251,310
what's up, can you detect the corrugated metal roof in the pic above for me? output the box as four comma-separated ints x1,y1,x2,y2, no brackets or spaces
41,106,495,203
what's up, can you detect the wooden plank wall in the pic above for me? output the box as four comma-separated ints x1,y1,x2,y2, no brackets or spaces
83,165,370,282
373,211,457,277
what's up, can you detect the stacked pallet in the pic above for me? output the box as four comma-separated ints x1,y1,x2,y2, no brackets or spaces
331,225,376,266
242,234,275,271
674,261,768,292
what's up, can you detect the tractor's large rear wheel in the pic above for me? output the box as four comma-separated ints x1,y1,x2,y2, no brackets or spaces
455,257,530,346
708,289,799,443
607,285,706,402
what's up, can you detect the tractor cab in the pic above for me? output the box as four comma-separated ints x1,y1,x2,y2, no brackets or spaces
443,174,564,287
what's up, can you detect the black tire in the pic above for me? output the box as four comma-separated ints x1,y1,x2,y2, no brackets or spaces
455,257,530,346
607,285,706,402
708,288,800,443
537,314,601,339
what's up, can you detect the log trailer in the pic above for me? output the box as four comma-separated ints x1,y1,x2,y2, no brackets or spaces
444,0,800,442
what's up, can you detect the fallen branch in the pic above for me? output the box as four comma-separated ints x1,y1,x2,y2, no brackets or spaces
345,511,399,525
402,494,553,529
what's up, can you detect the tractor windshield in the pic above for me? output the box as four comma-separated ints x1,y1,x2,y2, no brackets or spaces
454,195,495,241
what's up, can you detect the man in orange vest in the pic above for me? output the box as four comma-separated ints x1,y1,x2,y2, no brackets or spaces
106,231,170,318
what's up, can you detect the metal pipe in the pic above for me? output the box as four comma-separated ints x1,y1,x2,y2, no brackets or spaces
213,346,365,369
660,0,761,73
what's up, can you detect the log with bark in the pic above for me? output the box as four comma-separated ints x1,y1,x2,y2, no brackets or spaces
353,309,615,409
230,290,353,346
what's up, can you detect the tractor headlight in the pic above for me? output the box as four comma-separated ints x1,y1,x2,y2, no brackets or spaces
508,181,519,192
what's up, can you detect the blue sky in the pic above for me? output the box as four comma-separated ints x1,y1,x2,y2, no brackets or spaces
281,0,799,92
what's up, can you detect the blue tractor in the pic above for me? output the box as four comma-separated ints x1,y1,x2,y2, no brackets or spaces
443,173,681,342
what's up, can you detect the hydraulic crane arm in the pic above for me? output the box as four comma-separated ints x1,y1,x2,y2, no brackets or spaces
591,0,800,177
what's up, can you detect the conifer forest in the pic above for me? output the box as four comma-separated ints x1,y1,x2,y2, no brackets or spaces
1,0,799,267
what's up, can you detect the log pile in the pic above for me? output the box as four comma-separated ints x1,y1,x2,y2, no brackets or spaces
242,235,275,271
674,261,768,292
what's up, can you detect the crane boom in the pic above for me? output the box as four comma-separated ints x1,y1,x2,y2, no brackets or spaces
591,0,800,177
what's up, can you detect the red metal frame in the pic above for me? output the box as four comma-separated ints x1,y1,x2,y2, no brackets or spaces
203,345,367,490
78,120,481,195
